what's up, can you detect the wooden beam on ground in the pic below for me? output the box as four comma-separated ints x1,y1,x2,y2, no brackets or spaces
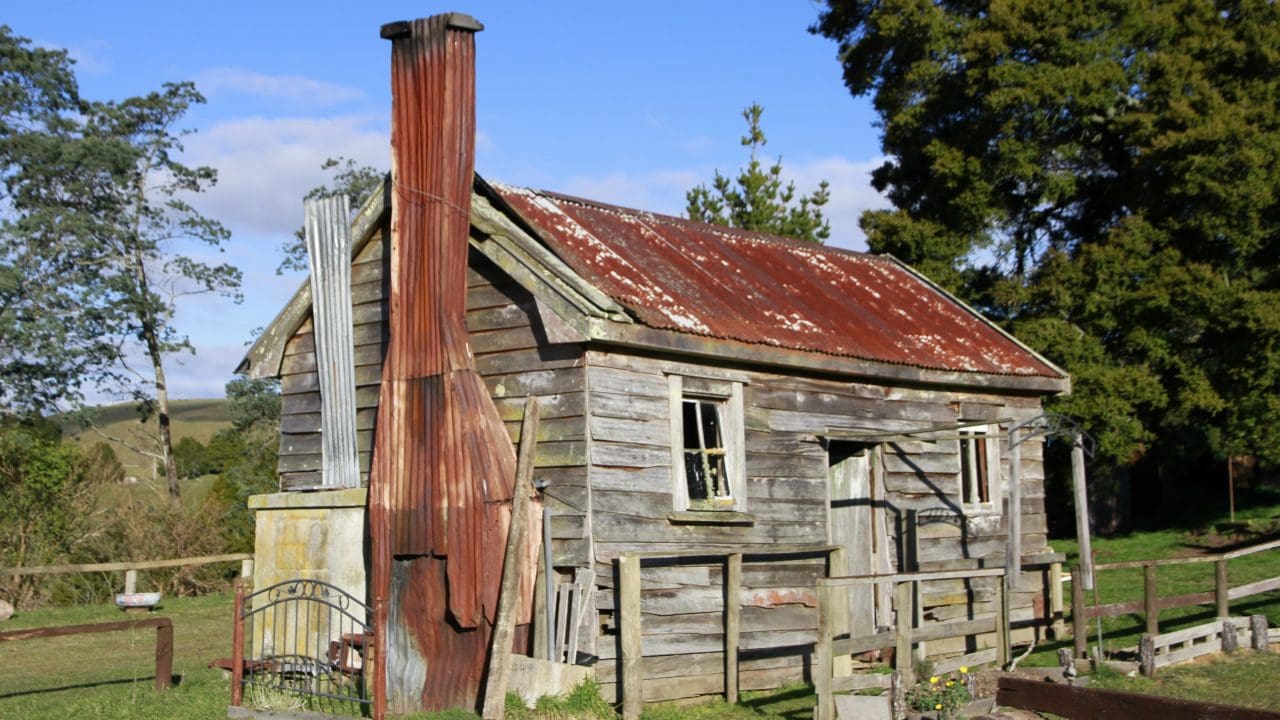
481,398,541,720
997,676,1280,719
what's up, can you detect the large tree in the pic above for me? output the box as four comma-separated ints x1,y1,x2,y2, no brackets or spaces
687,103,832,243
1,27,239,502
814,1,1280,470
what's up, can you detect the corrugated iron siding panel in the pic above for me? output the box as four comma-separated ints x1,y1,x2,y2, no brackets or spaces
491,184,1061,378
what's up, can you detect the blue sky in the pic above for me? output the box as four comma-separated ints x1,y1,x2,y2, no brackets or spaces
8,1,886,400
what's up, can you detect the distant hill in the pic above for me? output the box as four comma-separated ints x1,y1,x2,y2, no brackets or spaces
60,399,232,480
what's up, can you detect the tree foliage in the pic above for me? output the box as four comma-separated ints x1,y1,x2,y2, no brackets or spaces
1,28,240,502
210,377,281,552
687,104,832,243
814,0,1280,469
277,156,384,274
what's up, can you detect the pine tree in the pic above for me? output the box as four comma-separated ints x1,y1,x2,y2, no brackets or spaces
687,104,831,243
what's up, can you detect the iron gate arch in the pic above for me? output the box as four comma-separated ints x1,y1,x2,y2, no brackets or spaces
235,578,373,715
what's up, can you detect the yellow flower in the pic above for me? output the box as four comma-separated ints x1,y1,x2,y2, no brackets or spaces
929,676,939,684
959,666,968,674
946,680,954,687
935,703,943,710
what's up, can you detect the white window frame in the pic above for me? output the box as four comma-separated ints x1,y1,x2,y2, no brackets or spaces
668,374,746,512
958,425,1002,515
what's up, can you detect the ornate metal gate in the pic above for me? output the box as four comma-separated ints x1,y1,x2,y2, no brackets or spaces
231,579,373,715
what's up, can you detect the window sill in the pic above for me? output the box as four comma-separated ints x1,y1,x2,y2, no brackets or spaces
667,510,755,526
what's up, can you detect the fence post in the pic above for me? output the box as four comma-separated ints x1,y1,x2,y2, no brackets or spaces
154,619,173,691
725,552,741,705
996,574,1011,669
1143,564,1158,636
816,580,833,720
895,581,915,688
1222,620,1239,653
1139,634,1155,677
231,581,245,706
619,554,642,720
1049,561,1065,639
1071,567,1086,659
1215,558,1229,619
1251,615,1269,652
827,547,851,678
124,569,138,594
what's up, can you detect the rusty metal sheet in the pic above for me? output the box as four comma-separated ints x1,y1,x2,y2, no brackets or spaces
372,13,518,715
489,184,1062,379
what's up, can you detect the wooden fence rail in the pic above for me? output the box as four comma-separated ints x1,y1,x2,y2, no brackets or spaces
815,567,1011,720
0,553,253,577
0,617,174,691
615,545,839,720
1072,537,1280,658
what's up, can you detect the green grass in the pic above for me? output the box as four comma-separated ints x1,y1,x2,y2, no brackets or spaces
0,593,236,720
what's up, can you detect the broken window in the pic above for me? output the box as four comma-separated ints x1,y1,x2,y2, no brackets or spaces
959,426,1001,513
668,374,745,512
682,398,730,503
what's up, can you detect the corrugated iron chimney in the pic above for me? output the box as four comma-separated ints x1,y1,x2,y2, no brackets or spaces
372,13,520,715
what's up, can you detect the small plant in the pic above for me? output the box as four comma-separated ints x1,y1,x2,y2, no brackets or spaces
905,667,972,720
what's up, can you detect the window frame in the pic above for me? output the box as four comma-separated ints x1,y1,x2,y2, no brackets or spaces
668,374,746,513
958,424,1002,515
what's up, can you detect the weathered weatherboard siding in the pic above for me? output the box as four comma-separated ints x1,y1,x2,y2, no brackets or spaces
581,350,1051,701
275,233,594,572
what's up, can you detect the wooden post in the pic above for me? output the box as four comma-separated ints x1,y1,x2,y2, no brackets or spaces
1143,564,1158,636
827,547,852,678
1049,561,1065,639
481,398,541,720
1251,615,1269,652
895,581,915,688
1215,558,1229,619
1139,633,1155,677
1007,430,1022,590
815,581,833,720
619,554,642,720
996,574,1011,669
725,552,741,704
1221,620,1239,654
1071,567,1086,659
1071,436,1094,590
231,581,246,707
124,569,138,595
154,619,173,691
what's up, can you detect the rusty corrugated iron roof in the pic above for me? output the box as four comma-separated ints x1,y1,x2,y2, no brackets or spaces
487,183,1063,379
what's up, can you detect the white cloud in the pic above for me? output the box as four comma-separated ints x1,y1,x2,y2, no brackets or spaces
557,155,890,252
196,67,364,107
561,169,702,216
782,155,891,252
182,115,388,237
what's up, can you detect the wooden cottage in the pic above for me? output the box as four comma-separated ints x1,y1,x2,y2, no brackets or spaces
235,12,1072,714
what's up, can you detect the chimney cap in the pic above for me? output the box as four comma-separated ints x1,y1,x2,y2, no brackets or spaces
380,13,484,40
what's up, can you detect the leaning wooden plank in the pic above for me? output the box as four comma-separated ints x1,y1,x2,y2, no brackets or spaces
997,676,1280,719
481,398,541,720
